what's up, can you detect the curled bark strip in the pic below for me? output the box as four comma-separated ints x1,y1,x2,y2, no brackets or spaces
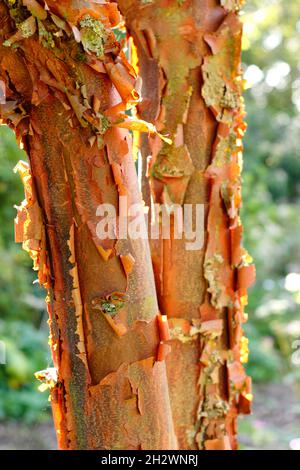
0,0,176,449
14,160,51,289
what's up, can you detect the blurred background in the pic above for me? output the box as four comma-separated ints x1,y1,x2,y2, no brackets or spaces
0,0,300,450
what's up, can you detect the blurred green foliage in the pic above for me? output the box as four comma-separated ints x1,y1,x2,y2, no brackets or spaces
0,0,300,422
242,0,300,382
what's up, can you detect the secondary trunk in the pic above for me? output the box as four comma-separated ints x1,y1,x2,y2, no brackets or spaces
117,0,255,450
0,0,177,450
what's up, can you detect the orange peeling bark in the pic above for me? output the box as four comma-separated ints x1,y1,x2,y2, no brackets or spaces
0,0,176,449
117,0,255,449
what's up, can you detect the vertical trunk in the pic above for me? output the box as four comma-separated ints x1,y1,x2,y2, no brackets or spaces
117,0,255,450
0,0,177,450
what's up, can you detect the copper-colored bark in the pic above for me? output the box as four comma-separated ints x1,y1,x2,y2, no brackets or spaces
117,0,254,449
0,0,177,449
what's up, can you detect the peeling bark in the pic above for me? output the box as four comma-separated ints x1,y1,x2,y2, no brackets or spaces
0,0,176,449
117,0,255,449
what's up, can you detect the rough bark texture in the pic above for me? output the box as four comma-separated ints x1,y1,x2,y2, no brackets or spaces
117,0,255,450
0,0,177,450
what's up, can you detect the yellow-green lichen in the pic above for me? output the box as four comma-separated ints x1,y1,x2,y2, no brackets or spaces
213,131,237,167
169,324,202,344
196,372,229,448
79,15,108,58
96,112,110,135
3,15,36,46
38,19,55,48
20,16,35,36
202,26,242,120
204,253,224,309
151,144,194,180
198,395,229,421
202,63,240,113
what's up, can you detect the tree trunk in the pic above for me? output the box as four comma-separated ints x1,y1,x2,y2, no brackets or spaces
0,0,177,450
117,0,255,450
